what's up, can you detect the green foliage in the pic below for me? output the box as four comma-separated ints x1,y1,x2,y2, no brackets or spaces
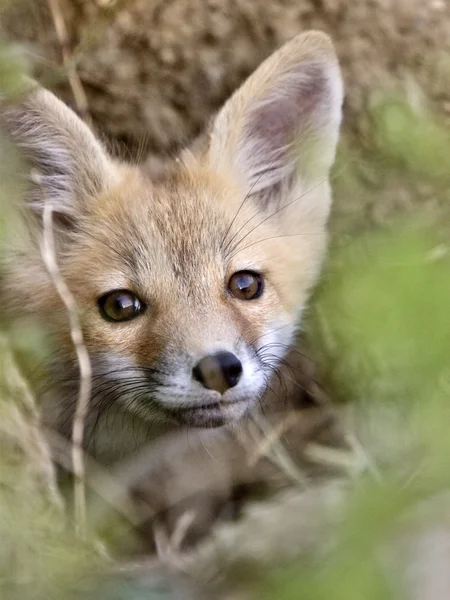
309,227,450,406
371,97,450,183
0,37,27,242
0,37,27,94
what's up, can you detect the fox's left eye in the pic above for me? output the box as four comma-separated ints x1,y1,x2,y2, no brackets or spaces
228,271,264,300
98,290,145,322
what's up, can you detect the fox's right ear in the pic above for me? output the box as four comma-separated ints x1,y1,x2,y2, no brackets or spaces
206,31,343,206
1,83,113,223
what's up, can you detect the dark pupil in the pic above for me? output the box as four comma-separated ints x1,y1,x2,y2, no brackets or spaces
236,274,256,296
110,294,136,318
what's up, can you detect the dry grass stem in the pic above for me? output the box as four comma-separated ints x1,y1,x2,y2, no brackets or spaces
345,431,384,482
154,518,191,572
303,442,363,474
41,204,92,538
47,0,90,122
247,412,307,486
247,411,304,468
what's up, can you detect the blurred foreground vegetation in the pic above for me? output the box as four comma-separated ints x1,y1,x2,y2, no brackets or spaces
2,29,450,600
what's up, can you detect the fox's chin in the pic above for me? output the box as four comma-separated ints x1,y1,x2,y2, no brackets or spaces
165,400,253,428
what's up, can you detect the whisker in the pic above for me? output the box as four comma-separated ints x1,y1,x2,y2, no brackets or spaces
228,232,323,260
220,157,282,252
258,341,315,364
225,177,329,258
257,344,322,393
225,160,349,259
56,378,154,436
249,323,294,347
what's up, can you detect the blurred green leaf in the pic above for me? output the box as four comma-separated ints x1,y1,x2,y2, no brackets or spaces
371,98,450,182
309,227,450,406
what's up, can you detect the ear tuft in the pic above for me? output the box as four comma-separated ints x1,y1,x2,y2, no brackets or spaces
208,31,343,195
1,83,112,219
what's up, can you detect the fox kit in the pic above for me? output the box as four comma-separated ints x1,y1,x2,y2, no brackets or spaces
1,31,343,461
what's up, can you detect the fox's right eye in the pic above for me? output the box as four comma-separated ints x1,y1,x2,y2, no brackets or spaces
98,290,145,323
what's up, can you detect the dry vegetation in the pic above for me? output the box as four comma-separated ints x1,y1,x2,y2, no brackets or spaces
1,1,450,599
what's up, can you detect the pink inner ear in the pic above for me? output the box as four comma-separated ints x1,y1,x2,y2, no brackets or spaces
243,64,329,184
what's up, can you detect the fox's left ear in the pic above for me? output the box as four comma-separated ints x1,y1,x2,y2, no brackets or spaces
1,82,114,224
207,31,343,197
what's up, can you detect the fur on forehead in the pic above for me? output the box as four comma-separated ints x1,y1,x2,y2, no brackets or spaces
77,166,237,276
90,165,238,237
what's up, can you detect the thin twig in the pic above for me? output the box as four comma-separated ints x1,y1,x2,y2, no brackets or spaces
41,204,92,538
246,412,307,486
47,0,91,122
153,518,191,573
247,411,301,468
345,431,384,483
303,443,364,474
170,510,197,553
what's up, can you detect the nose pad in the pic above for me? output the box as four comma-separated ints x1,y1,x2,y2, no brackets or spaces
192,351,243,394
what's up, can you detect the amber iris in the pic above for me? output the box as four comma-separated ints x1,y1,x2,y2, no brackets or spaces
98,289,145,322
228,271,264,300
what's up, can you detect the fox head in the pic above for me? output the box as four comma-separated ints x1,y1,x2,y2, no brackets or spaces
1,32,343,448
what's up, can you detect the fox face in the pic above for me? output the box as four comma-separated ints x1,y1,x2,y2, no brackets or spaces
1,32,343,450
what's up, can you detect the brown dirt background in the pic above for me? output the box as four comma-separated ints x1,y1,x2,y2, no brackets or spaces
2,0,450,156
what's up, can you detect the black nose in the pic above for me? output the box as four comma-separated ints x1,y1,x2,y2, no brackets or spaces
192,351,243,394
